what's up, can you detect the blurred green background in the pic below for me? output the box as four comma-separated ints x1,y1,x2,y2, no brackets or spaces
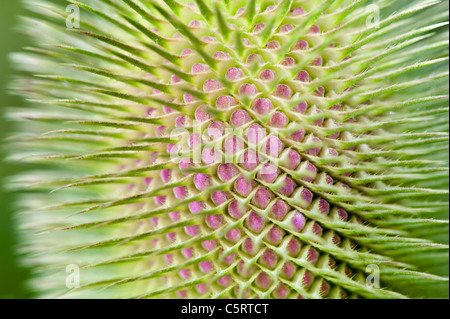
0,1,32,298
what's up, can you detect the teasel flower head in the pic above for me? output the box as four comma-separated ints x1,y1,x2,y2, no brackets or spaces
6,0,449,298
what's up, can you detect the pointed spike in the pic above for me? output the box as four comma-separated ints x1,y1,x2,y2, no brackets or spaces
194,0,214,23
151,3,217,69
122,0,168,27
215,4,231,41
244,0,256,25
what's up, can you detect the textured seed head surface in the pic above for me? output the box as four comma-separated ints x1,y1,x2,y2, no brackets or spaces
9,0,449,299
